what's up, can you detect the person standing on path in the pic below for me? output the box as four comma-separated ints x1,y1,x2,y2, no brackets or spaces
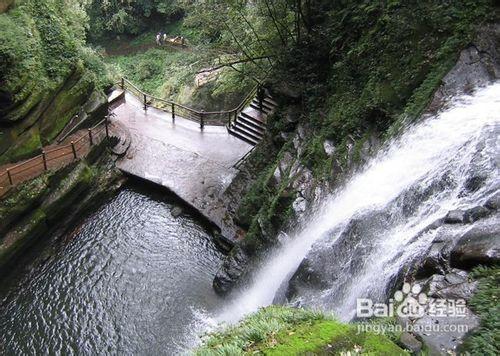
156,32,162,46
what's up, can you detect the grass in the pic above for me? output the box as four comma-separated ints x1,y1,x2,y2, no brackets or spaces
196,306,408,355
460,265,500,355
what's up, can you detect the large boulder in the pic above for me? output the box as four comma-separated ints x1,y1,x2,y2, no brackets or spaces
450,216,500,269
213,246,249,296
427,24,500,113
412,309,479,355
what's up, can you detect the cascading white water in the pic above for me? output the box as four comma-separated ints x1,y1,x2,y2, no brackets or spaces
216,82,500,324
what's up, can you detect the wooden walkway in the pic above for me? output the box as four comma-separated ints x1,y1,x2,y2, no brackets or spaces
0,121,109,198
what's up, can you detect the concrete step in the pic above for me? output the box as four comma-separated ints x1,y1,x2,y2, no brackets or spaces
235,120,264,139
231,123,262,143
228,126,259,145
263,96,278,107
235,117,265,137
253,97,275,110
251,99,274,113
250,103,272,114
240,112,267,128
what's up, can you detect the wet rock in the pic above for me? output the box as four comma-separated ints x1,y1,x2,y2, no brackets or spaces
417,242,447,277
399,332,422,353
423,269,470,298
412,308,479,355
425,274,447,297
442,207,490,225
323,140,336,157
435,281,477,301
427,24,500,113
212,233,234,254
286,257,329,300
450,216,500,269
213,247,249,296
82,90,108,126
292,196,307,215
286,209,392,303
463,175,487,193
465,206,491,222
444,210,468,224
413,220,471,278
171,206,183,218
484,190,500,210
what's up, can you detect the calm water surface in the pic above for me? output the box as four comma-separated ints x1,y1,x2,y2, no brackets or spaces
0,184,224,355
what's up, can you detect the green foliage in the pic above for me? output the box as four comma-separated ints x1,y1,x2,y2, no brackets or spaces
196,306,407,355
0,0,111,161
460,265,500,355
234,0,494,252
104,35,254,110
322,0,491,142
85,0,183,38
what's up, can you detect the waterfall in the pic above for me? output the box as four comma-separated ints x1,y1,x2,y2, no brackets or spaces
216,82,500,324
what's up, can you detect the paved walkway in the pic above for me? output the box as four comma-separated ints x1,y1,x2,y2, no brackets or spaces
112,91,253,237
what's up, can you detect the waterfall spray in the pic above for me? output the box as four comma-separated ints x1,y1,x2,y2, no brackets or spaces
217,82,500,324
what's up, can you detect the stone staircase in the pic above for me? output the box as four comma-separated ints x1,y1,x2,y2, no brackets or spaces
228,93,277,145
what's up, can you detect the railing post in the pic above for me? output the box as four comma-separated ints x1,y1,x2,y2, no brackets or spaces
234,110,238,123
121,77,125,89
228,111,232,126
71,141,77,159
42,151,48,171
105,116,109,139
6,169,13,185
88,128,93,145
171,103,175,122
143,94,147,111
200,111,205,130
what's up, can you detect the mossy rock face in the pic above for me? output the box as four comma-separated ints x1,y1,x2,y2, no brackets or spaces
39,66,95,144
81,89,108,126
0,208,48,270
0,0,14,14
0,174,49,237
0,0,109,163
196,306,408,355
0,125,43,164
41,162,95,219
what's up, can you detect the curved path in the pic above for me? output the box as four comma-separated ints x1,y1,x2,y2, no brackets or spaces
111,90,254,239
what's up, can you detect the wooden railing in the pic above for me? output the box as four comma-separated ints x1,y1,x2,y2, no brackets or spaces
119,77,258,129
0,118,110,196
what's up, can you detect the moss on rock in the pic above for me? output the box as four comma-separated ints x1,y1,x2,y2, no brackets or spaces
196,306,408,355
0,0,111,163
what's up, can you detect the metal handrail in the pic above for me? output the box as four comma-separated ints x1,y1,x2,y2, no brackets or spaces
119,77,260,127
